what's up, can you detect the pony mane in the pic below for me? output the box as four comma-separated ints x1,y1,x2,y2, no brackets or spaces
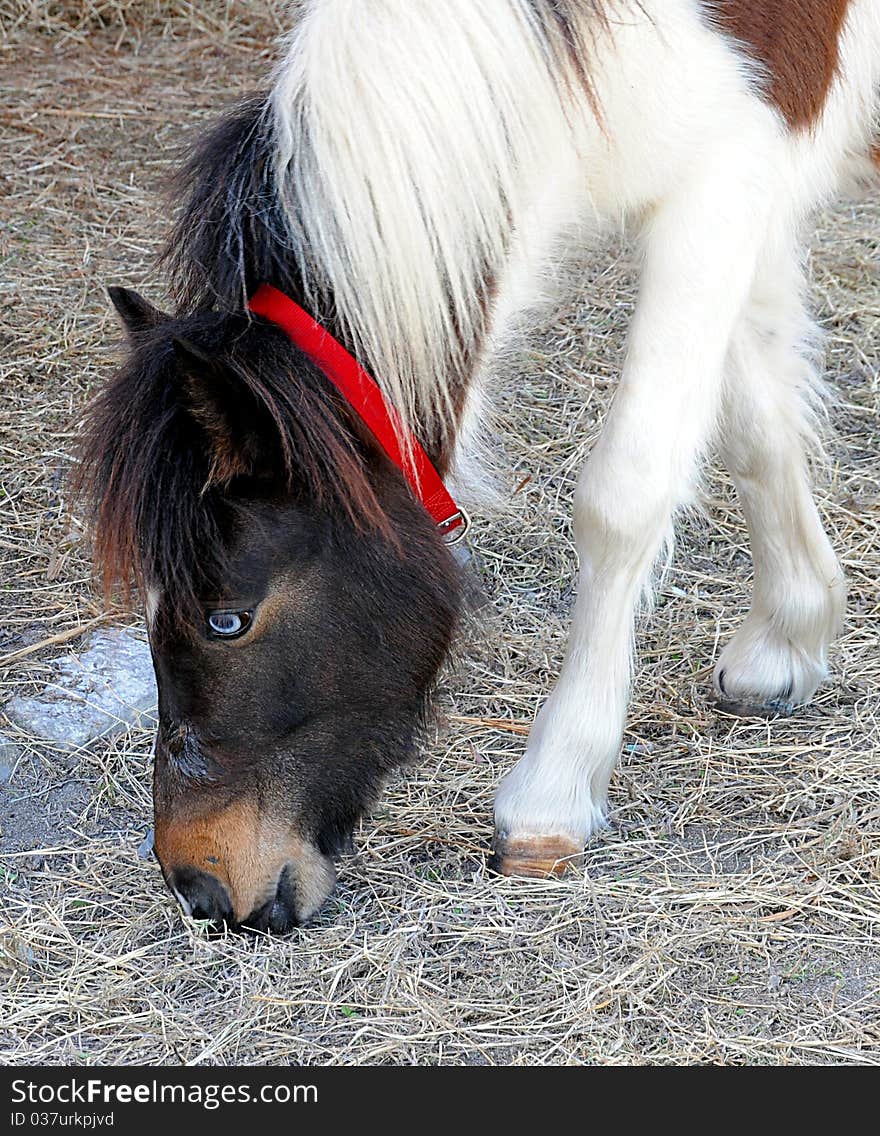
76,311,389,623
164,1,604,445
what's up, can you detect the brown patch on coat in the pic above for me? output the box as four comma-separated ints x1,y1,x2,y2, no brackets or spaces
705,1,852,130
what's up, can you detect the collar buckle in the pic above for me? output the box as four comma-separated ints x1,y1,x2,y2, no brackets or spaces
438,508,470,545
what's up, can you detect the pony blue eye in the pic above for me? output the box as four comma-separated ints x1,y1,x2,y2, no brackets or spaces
207,611,252,639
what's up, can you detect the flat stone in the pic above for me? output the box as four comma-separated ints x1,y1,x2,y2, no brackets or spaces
3,629,157,750
137,828,155,860
0,732,20,780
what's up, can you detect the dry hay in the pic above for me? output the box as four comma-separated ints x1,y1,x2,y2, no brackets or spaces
1,5,879,1066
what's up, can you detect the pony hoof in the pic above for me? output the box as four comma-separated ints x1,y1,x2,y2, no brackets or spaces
488,834,582,878
713,695,796,718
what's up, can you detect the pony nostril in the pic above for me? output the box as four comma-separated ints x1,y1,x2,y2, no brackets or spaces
169,867,234,928
241,865,299,935
269,864,299,933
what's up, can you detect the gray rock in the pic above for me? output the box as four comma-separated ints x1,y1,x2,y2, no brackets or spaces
0,732,20,780
3,629,157,750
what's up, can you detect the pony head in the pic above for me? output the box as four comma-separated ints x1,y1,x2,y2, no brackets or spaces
79,287,462,930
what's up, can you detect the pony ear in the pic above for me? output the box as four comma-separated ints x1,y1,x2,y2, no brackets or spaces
173,337,273,485
108,286,168,340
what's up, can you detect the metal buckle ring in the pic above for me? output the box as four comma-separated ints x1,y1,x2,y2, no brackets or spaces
439,508,471,545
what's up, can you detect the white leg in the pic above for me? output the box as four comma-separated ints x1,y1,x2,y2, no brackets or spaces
714,249,845,713
493,141,778,875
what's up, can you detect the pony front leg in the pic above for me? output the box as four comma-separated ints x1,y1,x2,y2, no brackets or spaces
713,253,845,715
492,397,700,876
492,150,776,875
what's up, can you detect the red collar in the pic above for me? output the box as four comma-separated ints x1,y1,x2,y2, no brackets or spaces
248,283,468,542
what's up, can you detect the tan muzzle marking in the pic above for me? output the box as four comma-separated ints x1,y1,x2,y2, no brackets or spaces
155,796,324,922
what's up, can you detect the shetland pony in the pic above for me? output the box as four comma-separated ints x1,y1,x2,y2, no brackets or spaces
80,1,879,931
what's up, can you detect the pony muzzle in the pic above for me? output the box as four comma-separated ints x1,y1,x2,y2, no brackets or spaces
154,797,336,933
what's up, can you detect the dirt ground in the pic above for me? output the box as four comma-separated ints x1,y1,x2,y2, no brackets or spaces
1,4,879,1065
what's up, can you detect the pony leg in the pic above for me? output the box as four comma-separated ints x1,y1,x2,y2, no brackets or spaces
713,250,845,715
492,142,777,876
